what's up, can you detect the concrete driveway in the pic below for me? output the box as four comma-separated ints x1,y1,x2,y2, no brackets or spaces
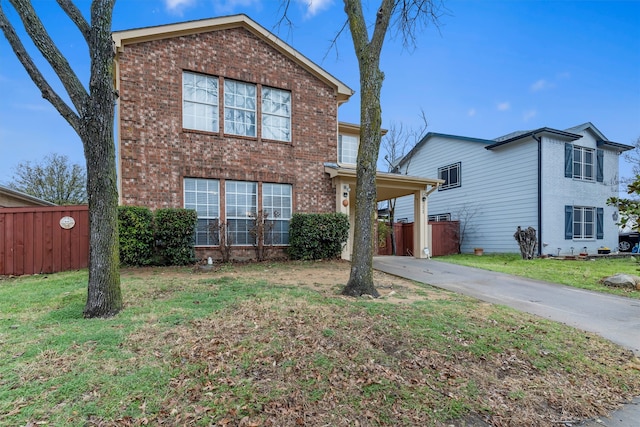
373,256,640,427
373,256,640,356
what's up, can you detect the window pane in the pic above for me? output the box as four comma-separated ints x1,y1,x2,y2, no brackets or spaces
225,80,256,137
184,178,220,246
262,87,291,142
183,72,218,132
226,181,257,245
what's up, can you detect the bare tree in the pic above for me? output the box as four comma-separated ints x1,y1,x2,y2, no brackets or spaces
621,135,640,184
341,0,443,297
0,0,122,317
9,153,87,205
380,112,429,255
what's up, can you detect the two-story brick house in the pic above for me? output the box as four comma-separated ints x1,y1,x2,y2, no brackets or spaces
113,14,440,261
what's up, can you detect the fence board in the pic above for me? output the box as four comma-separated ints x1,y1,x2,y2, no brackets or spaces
0,205,89,276
431,221,460,256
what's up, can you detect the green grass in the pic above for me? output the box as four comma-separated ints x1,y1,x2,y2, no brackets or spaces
1,263,639,426
436,253,640,298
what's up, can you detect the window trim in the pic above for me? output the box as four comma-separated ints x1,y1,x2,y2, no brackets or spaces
261,86,292,142
338,134,359,165
184,177,220,246
438,162,461,191
182,71,219,133
224,79,257,138
262,183,292,246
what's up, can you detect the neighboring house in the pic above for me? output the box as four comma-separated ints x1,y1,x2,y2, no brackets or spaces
394,123,633,255
113,14,440,261
0,184,56,208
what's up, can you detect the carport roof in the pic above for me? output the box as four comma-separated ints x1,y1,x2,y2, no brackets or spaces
324,164,443,201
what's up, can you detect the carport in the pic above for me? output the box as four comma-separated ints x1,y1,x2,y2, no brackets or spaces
324,164,442,260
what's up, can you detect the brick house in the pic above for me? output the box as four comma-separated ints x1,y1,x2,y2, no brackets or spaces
113,14,440,261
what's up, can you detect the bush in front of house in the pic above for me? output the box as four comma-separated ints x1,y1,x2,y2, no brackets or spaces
154,208,198,266
117,206,155,266
288,213,349,260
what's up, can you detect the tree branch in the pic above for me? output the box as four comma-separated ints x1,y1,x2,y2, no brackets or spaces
0,3,81,133
56,0,90,43
8,0,88,112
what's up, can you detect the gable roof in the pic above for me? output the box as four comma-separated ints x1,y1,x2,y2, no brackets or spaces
112,14,354,103
394,132,494,170
0,184,56,207
485,127,582,150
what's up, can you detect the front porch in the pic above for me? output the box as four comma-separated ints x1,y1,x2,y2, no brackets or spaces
324,164,442,260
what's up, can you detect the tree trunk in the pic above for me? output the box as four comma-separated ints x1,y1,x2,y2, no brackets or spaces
341,0,392,298
514,226,537,260
82,0,122,317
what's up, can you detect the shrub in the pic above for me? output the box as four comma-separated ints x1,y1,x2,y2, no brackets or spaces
288,213,349,260
117,206,154,266
154,208,198,265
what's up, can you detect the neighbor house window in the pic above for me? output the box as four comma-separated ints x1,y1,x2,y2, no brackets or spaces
565,144,603,182
224,80,256,137
226,181,257,245
428,213,451,222
438,162,461,190
565,205,604,240
338,134,358,164
262,183,292,245
182,72,219,132
184,178,220,246
262,87,291,142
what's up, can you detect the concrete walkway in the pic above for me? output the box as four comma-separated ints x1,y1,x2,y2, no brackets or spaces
373,256,640,427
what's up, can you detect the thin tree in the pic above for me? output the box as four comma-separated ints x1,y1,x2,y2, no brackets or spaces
341,0,443,297
621,135,640,184
380,112,429,255
0,0,122,317
9,153,87,205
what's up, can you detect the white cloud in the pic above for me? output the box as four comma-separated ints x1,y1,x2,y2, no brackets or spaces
530,79,550,92
295,0,333,17
497,102,510,111
164,0,196,14
523,109,537,121
467,108,476,117
212,0,262,14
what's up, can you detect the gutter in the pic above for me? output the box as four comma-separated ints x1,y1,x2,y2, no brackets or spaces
531,133,542,255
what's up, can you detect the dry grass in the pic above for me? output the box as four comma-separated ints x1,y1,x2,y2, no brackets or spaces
2,260,639,427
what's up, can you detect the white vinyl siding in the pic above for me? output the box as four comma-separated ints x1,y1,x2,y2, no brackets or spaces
262,87,291,142
182,72,219,132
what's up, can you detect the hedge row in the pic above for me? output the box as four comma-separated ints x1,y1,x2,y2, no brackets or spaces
287,213,349,260
118,206,197,266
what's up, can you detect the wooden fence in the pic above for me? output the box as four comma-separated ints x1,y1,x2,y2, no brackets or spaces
378,220,459,257
0,205,89,276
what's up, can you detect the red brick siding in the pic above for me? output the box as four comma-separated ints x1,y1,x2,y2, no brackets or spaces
117,27,338,214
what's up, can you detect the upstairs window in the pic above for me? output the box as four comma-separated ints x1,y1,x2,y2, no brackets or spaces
262,87,291,142
438,162,461,190
338,134,358,164
565,143,603,182
224,80,256,137
183,72,219,132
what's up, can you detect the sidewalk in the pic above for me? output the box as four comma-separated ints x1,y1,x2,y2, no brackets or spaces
373,256,640,427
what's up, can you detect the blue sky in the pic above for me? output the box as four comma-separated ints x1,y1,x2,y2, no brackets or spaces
1,0,639,187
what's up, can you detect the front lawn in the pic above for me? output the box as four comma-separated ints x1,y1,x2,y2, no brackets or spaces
436,253,640,299
1,262,639,426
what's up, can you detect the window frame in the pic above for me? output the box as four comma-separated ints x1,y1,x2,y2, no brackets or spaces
224,79,257,137
572,145,595,181
262,183,292,245
182,71,219,133
338,134,359,165
262,87,291,142
438,162,461,190
184,178,220,246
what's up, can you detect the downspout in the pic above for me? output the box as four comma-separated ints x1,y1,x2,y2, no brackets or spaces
531,133,542,256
